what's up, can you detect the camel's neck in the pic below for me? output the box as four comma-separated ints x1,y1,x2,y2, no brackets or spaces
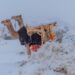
16,18,24,28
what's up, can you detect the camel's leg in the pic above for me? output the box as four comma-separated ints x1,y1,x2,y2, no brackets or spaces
41,26,47,44
25,44,31,56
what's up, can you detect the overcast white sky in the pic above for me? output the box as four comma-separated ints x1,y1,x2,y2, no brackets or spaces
0,0,75,27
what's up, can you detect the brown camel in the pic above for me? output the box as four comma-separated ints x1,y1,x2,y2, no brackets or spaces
11,15,45,44
1,19,19,39
1,19,31,56
11,15,57,44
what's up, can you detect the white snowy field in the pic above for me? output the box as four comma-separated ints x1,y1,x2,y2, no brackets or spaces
0,23,75,75
0,39,26,75
0,0,75,75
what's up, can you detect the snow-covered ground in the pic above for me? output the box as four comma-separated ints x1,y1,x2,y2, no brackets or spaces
0,22,75,75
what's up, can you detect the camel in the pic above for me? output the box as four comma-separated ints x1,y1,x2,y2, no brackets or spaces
11,15,45,44
11,15,57,44
1,19,31,55
1,19,19,39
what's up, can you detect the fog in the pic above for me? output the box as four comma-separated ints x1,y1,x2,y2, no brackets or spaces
0,0,75,27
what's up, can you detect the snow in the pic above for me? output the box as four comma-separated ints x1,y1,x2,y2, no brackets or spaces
0,22,75,75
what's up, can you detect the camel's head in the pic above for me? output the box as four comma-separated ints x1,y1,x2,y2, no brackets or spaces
1,19,11,26
11,15,22,21
44,22,57,32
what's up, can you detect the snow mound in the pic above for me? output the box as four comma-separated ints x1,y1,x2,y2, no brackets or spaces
0,21,75,75
19,24,75,75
